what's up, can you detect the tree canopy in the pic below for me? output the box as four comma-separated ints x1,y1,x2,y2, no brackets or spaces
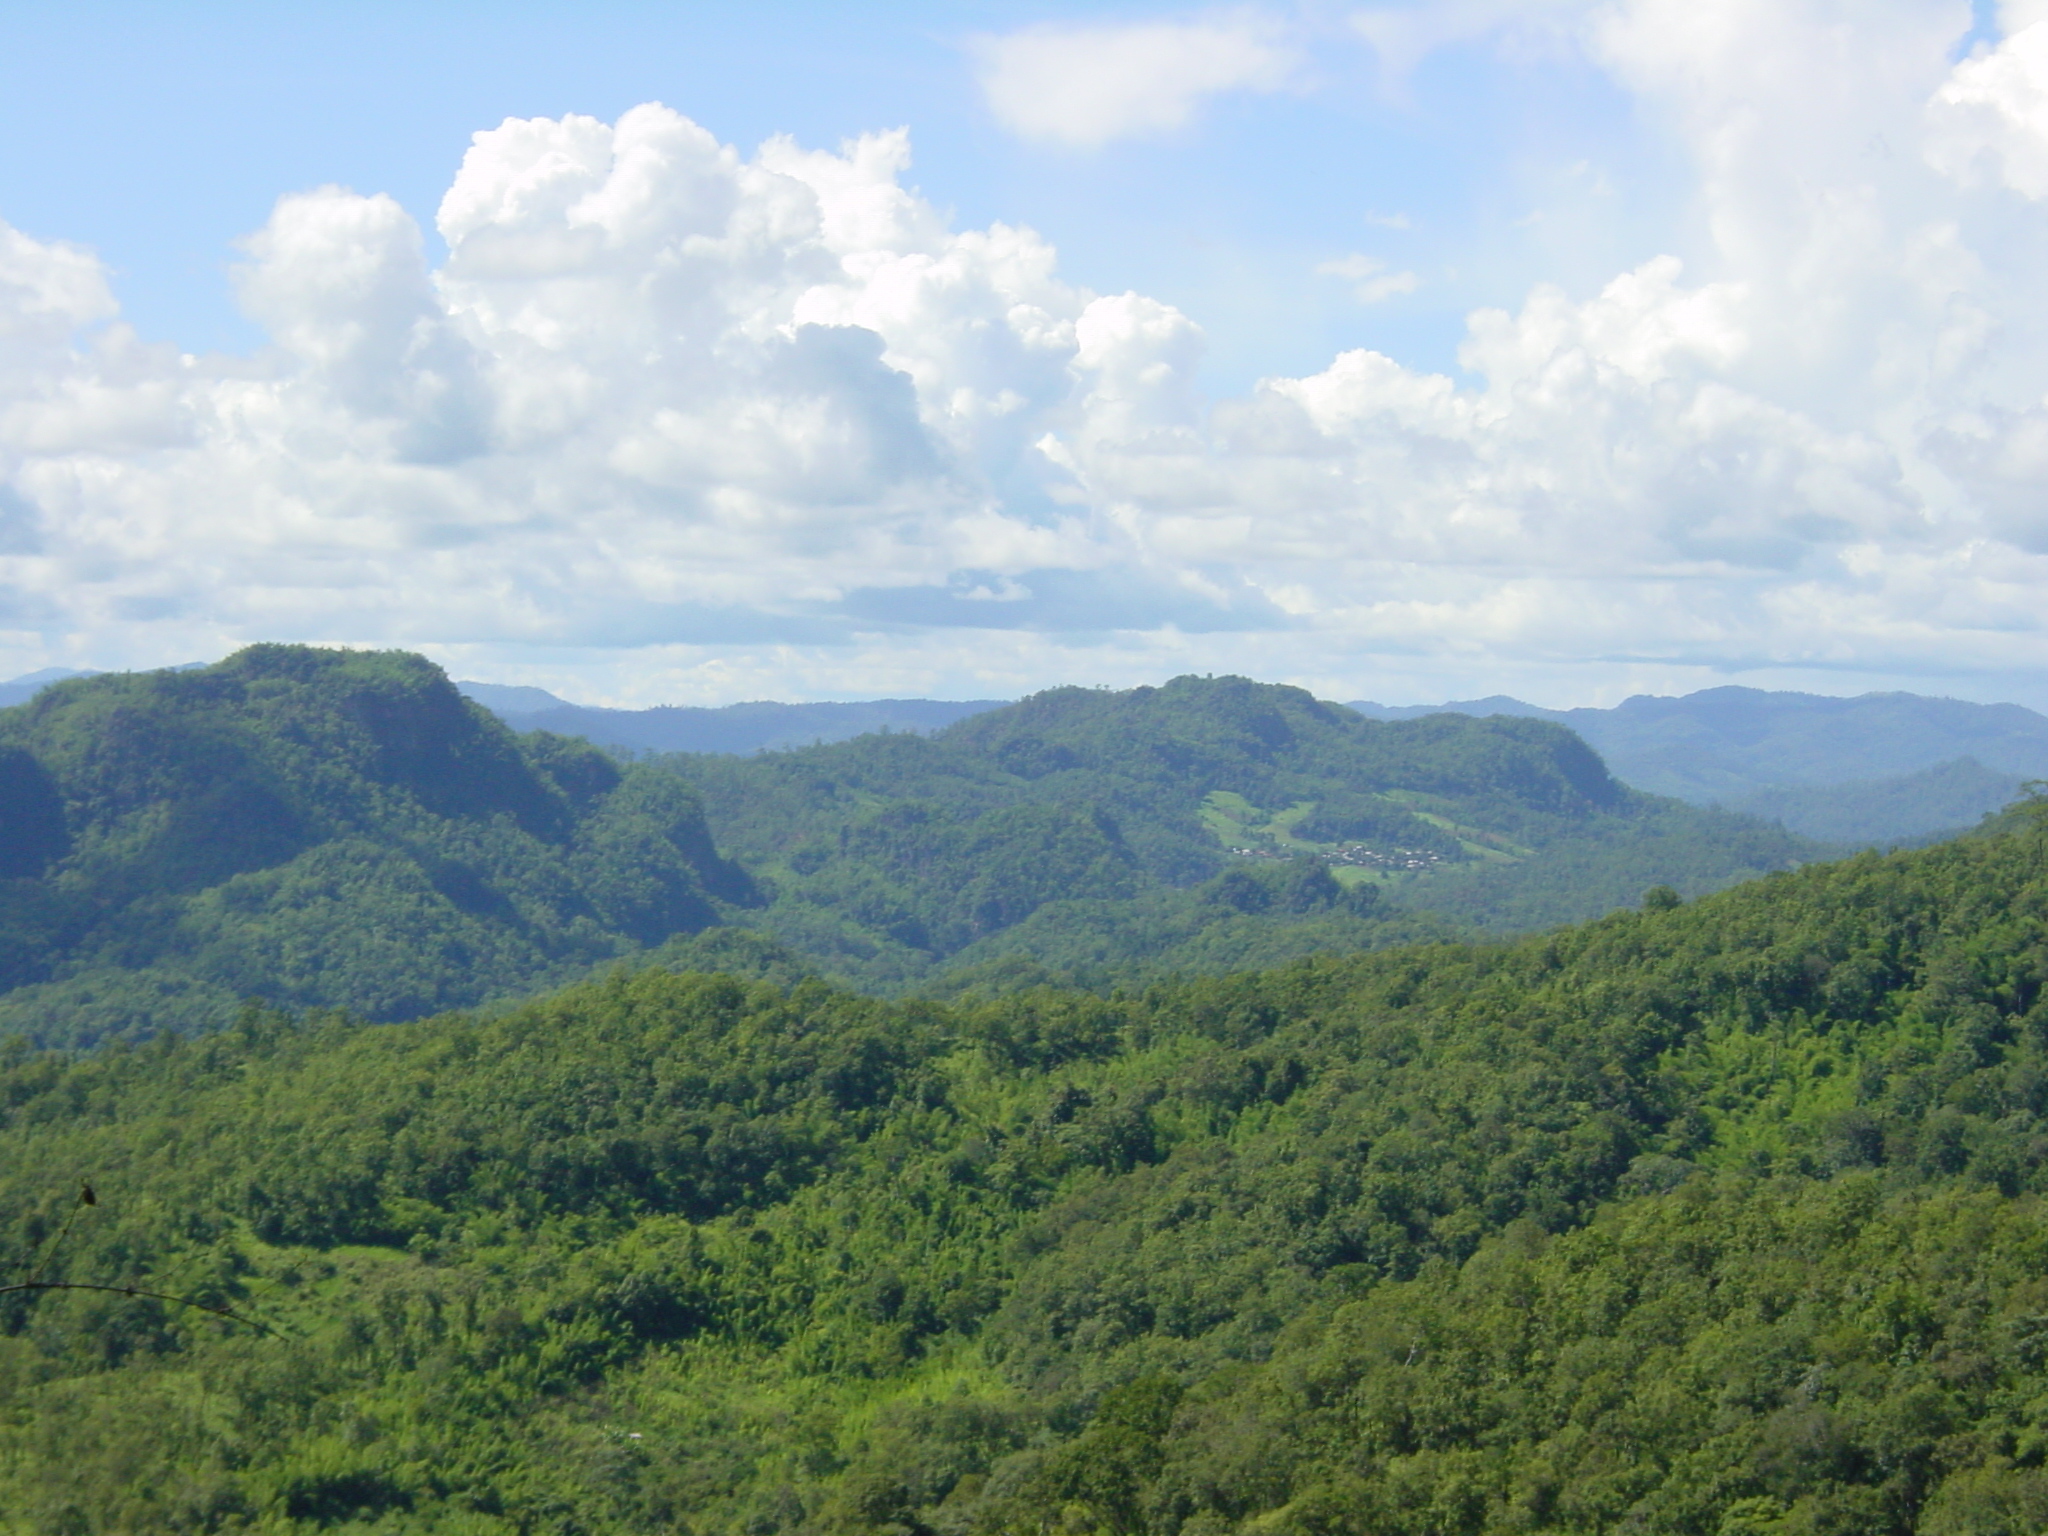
0,646,752,1046
4,801,2048,1531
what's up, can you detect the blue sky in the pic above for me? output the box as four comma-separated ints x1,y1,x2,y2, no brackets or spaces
2,1,2046,708
0,2,1677,385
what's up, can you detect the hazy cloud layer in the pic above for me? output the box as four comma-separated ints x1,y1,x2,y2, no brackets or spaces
5,1,2048,703
972,14,1301,148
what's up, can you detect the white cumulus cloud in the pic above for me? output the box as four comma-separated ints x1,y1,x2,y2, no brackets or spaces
8,1,2048,707
1929,18,2048,198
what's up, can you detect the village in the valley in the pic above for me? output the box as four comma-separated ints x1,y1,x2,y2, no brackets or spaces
1227,842,1452,872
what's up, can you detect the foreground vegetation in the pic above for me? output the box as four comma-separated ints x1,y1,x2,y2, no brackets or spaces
5,801,2048,1532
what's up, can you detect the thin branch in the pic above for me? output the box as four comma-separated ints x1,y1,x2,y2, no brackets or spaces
0,1280,282,1338
22,1182,94,1288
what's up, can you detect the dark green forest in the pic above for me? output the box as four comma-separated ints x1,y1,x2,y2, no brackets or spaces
8,796,2048,1532
0,653,1822,1038
0,647,753,1048
675,674,1819,990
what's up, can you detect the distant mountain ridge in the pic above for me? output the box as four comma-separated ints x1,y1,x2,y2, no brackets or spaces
1348,686,2048,842
0,675,1009,756
0,660,1820,1034
0,667,95,708
8,666,2021,880
449,677,2048,813
673,675,1817,991
443,676,2048,846
456,682,1007,755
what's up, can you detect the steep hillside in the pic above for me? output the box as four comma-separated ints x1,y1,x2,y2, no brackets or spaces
0,646,752,1046
5,801,2048,1531
676,675,1818,988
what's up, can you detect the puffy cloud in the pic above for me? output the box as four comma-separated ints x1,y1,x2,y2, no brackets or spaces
6,6,2048,708
0,224,116,360
235,187,488,462
971,15,1300,148
1929,18,2048,197
0,107,1128,662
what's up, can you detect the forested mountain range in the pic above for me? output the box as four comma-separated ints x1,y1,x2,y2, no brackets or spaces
7,793,2048,1532
0,652,1818,1039
3,672,1006,755
440,671,2048,847
0,647,753,1048
15,666,2039,846
669,675,1814,991
1731,758,2030,847
457,683,1005,755
1352,687,2048,842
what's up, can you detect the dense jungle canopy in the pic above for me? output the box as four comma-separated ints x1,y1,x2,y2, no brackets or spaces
5,798,2048,1532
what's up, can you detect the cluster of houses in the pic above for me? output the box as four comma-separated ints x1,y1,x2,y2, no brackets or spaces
1226,843,1451,872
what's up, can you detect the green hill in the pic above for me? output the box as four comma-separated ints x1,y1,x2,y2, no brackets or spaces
6,801,2048,1531
1352,686,2048,844
676,675,1819,990
0,646,753,1047
0,657,1828,1044
457,685,1008,755
1726,755,2029,846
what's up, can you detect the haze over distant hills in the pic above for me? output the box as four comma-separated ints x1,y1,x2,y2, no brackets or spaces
456,682,1006,755
8,669,2041,848
1351,687,2048,843
0,667,94,708
447,675,2048,846
0,654,1816,1036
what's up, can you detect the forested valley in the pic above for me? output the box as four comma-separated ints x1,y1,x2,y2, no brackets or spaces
0,650,1817,1044
649,670,1816,991
6,647,2048,1533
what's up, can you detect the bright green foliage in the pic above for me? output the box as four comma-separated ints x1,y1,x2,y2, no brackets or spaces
0,646,752,1046
679,675,1818,989
0,662,1822,1040
1138,1178,2048,1536
5,810,2048,1529
922,857,1460,998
